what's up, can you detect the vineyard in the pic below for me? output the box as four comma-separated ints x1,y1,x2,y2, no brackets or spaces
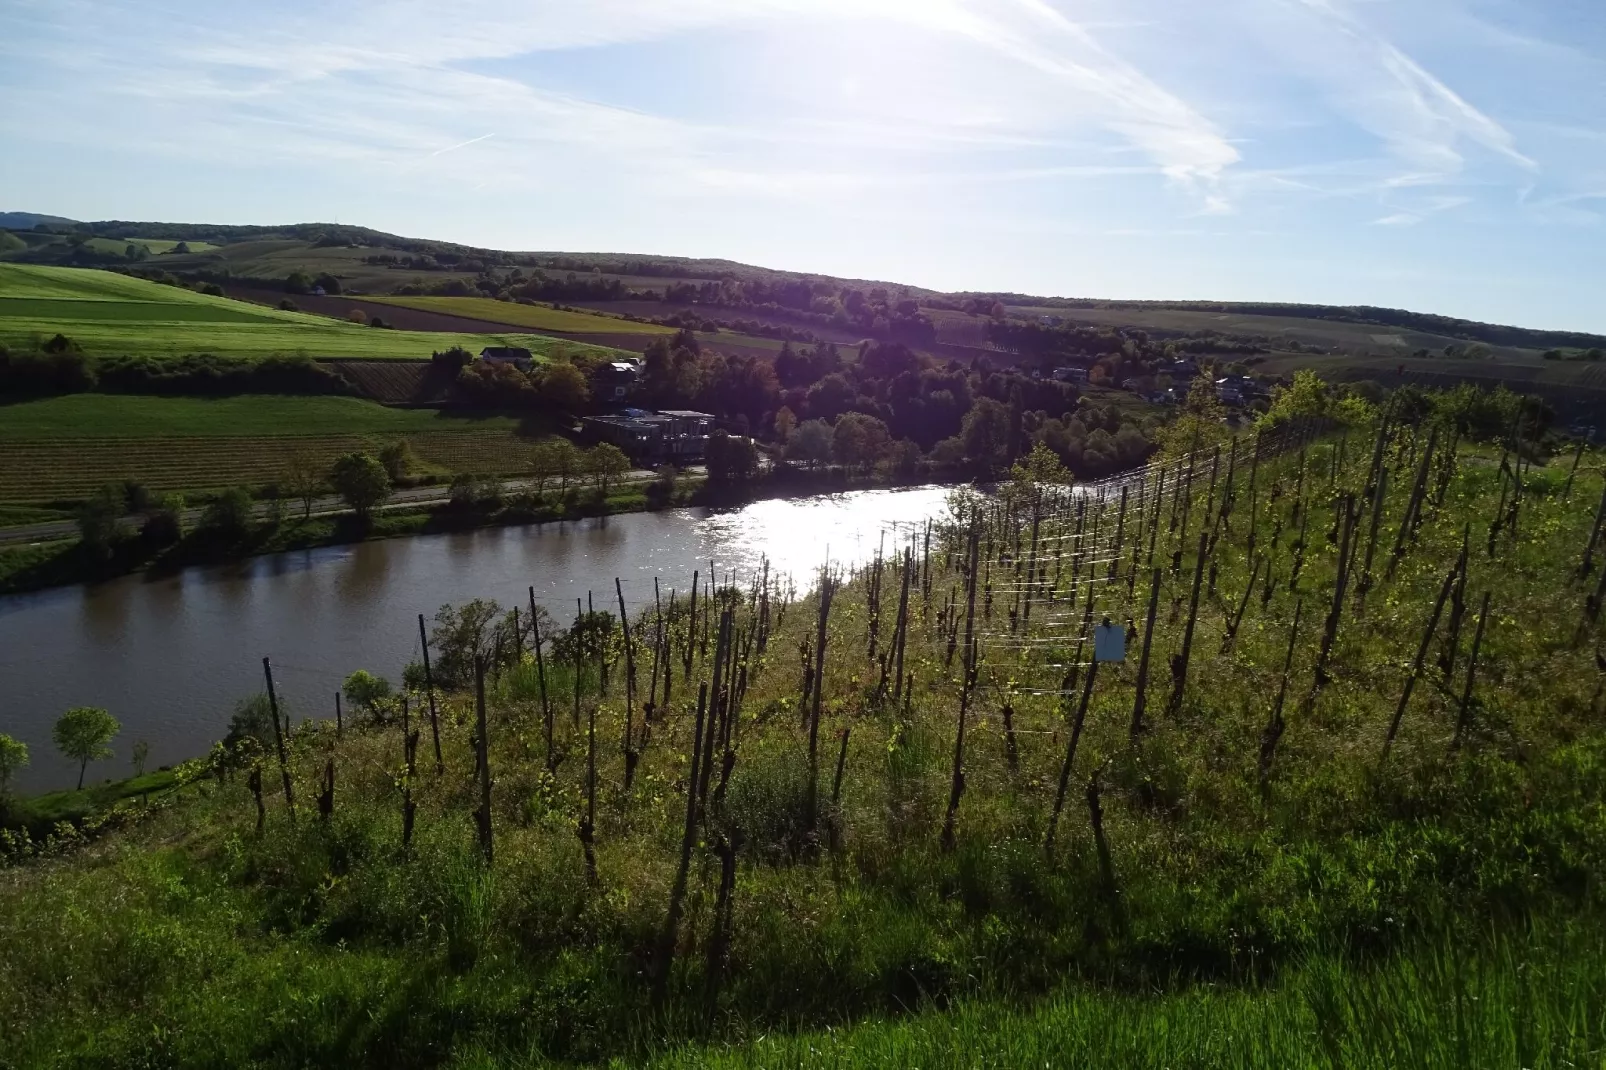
0,430,545,502
2,403,1605,1067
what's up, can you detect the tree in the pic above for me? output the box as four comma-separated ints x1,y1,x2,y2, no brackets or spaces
706,432,760,485
430,600,503,689
774,405,798,442
54,706,119,790
282,452,324,520
342,670,393,714
529,438,565,498
200,487,254,538
880,438,923,480
961,397,1013,473
224,695,276,751
832,412,892,473
535,362,589,410
786,418,834,469
1010,441,1071,487
140,493,184,546
1160,373,1230,458
131,740,150,778
76,484,123,559
551,438,583,492
328,452,392,519
378,440,416,482
285,271,313,295
0,734,28,800
588,443,631,495
313,273,342,295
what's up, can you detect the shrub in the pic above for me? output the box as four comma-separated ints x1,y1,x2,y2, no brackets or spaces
199,487,254,538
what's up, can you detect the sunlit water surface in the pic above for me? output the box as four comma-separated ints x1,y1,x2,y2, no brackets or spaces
0,486,955,791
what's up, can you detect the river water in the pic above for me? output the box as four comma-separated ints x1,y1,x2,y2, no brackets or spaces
0,486,956,793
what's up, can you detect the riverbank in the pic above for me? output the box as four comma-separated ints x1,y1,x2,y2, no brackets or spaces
0,466,958,598
0,481,692,596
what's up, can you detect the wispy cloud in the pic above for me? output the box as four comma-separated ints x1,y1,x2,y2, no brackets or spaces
1266,0,1535,181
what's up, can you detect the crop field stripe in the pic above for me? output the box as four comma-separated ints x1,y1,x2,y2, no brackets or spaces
367,295,676,335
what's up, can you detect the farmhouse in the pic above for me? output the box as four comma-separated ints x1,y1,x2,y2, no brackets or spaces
479,346,534,371
581,408,715,461
594,361,641,401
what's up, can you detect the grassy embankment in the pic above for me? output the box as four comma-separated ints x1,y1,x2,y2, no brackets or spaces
1,415,1603,1066
0,477,699,596
0,264,619,360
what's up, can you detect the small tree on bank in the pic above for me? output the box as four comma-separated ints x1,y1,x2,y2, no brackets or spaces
329,452,392,520
54,706,119,790
589,443,631,496
0,733,28,800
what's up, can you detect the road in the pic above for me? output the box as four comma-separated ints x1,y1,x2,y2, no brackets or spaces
0,468,691,547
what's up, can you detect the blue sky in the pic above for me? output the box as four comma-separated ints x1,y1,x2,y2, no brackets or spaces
2,0,1604,331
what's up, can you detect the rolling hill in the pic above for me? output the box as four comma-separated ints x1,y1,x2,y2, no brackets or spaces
7,213,1606,416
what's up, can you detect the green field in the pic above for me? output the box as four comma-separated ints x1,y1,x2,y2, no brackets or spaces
0,394,517,440
367,295,675,335
0,265,618,361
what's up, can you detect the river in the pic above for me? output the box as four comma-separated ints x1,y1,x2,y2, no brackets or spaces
0,486,956,793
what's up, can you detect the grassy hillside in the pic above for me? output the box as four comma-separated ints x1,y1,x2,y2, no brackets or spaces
0,265,614,361
2,411,1603,1066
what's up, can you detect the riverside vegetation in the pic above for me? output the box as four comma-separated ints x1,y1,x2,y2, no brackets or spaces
1,390,1604,1068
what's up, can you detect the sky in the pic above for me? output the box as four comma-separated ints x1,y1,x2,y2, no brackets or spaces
2,0,1604,332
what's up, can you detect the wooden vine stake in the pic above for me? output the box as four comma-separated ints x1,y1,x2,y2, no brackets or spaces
529,589,555,772
1258,599,1304,795
1046,659,1098,850
472,656,494,864
940,522,981,853
419,613,445,775
1382,569,1457,762
1167,532,1209,714
615,578,640,790
317,759,335,823
652,682,707,1011
1450,591,1492,753
1313,494,1357,689
261,657,295,820
804,569,834,841
1129,568,1163,741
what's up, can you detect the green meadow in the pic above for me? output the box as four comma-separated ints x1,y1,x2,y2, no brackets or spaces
0,265,617,360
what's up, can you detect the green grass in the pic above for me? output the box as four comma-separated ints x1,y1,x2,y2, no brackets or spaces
639,924,1606,1070
6,769,184,834
367,295,676,335
0,395,518,440
0,265,622,360
2,417,1605,1066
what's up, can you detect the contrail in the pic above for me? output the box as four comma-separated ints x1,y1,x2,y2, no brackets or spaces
427,132,496,158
